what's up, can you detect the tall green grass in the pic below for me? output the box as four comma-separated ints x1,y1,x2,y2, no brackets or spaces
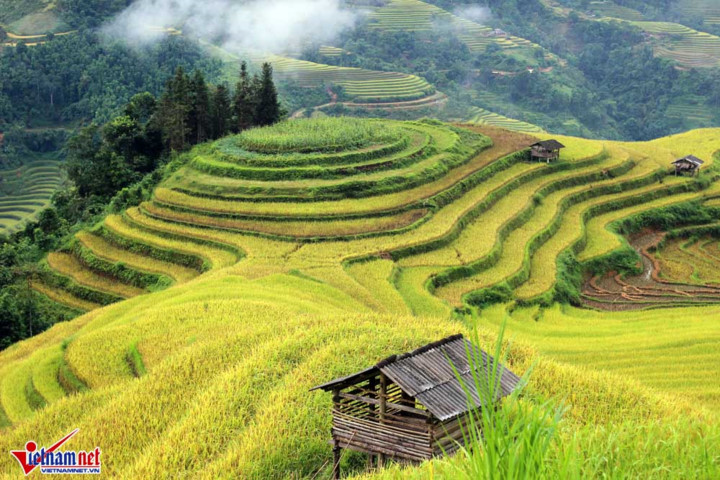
442,324,569,480
368,322,720,479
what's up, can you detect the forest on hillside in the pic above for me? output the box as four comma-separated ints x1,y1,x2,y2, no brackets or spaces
0,57,282,348
317,0,720,140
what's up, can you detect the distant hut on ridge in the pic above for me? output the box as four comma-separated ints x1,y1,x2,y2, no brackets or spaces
530,140,565,163
672,155,704,176
310,334,521,479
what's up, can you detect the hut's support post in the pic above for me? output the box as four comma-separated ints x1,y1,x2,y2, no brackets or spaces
332,388,341,479
333,444,341,480
367,376,378,470
378,373,387,468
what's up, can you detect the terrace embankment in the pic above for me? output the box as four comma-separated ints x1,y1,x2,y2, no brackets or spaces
31,120,720,319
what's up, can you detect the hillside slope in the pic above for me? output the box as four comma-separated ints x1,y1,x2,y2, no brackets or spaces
2,119,720,477
32,119,720,315
1,269,718,478
0,158,64,235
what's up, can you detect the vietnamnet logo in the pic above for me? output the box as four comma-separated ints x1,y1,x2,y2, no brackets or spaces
10,429,101,475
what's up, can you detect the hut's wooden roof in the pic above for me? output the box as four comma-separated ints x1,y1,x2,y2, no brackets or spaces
673,155,704,166
531,139,565,150
311,334,522,421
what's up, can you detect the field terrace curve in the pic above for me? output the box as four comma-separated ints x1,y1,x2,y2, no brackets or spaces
29,119,720,318
0,159,65,235
2,119,720,478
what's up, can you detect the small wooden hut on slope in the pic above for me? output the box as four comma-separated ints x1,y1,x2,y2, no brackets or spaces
311,334,521,478
672,155,704,176
530,139,565,162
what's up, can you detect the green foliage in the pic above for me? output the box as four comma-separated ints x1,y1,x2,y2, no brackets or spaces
232,61,255,133
63,61,282,204
210,84,233,141
126,341,147,377
56,0,131,28
0,127,68,166
0,282,77,349
552,250,582,305
615,201,720,234
65,124,142,198
0,33,221,127
57,359,88,394
442,325,567,479
254,63,283,127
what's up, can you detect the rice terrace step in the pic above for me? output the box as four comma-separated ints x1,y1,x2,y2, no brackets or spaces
3,0,720,475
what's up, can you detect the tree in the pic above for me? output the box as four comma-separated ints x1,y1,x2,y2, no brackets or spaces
709,71,720,107
65,125,105,197
254,63,282,127
66,125,138,198
37,208,62,235
189,70,211,144
124,92,157,123
210,84,232,139
232,61,255,132
157,67,191,152
0,26,7,43
103,115,142,162
0,291,26,350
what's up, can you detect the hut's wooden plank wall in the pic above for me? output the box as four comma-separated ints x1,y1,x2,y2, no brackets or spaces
332,375,435,462
312,334,522,479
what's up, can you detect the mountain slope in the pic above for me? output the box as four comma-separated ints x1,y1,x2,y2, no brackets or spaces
2,119,719,477
1,268,718,478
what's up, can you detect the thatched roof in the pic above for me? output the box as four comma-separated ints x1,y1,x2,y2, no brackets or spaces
311,334,522,421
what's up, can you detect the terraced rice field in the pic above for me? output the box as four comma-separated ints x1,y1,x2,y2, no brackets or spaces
366,0,544,54
0,159,64,235
676,0,720,25
268,55,437,103
481,303,720,408
588,1,645,21
629,21,720,68
31,118,498,312
318,46,345,57
652,235,720,286
5,270,719,478
667,101,716,127
4,118,720,477
466,106,545,133
33,119,720,317
30,116,720,321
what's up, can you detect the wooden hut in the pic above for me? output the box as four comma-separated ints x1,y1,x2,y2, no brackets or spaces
530,140,565,163
672,155,704,176
310,334,521,478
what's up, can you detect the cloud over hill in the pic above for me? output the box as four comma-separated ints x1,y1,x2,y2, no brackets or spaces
105,0,357,53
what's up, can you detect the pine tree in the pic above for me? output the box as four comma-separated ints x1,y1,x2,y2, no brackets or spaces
254,63,282,127
210,84,232,139
157,67,191,152
232,61,255,133
189,70,211,145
